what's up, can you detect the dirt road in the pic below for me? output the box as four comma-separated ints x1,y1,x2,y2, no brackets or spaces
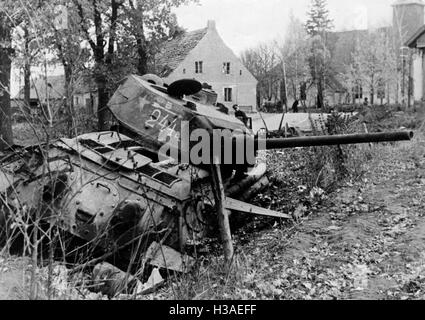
238,134,425,299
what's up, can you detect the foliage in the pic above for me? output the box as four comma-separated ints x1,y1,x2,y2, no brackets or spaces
279,12,310,101
1,0,195,134
305,0,333,37
241,42,281,103
305,0,334,109
343,30,398,105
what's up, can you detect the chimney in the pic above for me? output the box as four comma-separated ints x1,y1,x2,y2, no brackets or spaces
207,20,216,30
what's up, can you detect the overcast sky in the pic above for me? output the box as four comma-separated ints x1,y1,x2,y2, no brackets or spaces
174,0,397,55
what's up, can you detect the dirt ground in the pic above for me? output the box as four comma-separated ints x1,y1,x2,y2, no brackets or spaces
236,134,425,300
0,256,29,300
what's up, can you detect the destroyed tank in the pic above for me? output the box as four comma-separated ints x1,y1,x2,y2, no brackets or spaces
0,74,413,274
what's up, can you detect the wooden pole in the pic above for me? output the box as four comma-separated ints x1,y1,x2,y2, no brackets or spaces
210,163,234,268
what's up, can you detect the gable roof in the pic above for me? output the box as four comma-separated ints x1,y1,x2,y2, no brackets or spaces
406,25,425,47
392,0,425,6
154,28,208,77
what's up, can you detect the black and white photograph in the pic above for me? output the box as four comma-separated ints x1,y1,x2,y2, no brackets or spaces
0,0,424,306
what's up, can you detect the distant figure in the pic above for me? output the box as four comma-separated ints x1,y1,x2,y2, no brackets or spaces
215,102,229,115
292,100,299,113
363,97,369,106
233,104,248,126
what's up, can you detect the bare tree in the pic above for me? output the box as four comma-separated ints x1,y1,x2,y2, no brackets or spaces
278,12,309,101
305,0,334,109
120,1,193,76
241,42,281,105
0,11,13,150
72,0,195,131
343,30,398,105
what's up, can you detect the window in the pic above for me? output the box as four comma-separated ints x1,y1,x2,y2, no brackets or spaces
195,61,203,74
183,68,186,74
353,82,363,99
223,62,231,74
240,70,242,76
224,88,232,102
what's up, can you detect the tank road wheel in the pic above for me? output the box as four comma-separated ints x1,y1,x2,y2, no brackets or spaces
109,201,146,247
107,201,179,272
181,197,218,246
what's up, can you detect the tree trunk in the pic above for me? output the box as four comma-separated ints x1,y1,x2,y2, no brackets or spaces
96,74,109,131
92,0,109,131
395,81,399,105
0,18,13,150
291,81,297,100
387,83,390,105
137,38,148,75
64,64,75,135
24,26,31,115
256,84,262,111
317,80,324,109
281,80,287,113
210,163,234,269
93,0,119,131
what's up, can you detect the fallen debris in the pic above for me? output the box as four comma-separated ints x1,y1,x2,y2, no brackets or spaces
135,268,164,295
146,242,195,273
92,262,141,298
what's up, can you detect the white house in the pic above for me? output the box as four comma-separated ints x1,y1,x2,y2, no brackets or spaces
154,20,258,113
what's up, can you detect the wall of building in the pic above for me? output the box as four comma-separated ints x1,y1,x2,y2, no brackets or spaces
412,52,423,101
165,21,258,112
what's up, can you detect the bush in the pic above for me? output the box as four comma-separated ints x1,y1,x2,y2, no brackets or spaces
301,111,372,191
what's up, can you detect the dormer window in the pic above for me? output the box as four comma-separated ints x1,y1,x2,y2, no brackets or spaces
223,62,230,74
195,61,203,74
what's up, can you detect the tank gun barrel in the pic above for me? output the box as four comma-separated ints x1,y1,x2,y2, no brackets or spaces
256,131,414,150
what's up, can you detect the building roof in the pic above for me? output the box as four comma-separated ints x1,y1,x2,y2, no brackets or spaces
392,0,424,6
14,75,65,101
154,27,208,77
406,25,425,47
